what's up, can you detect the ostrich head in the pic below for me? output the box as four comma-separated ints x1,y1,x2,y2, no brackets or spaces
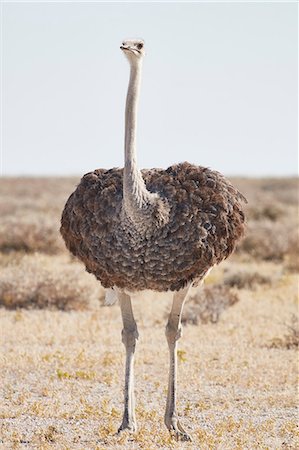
120,39,145,64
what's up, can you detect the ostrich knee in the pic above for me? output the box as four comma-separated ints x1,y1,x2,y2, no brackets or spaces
121,326,139,352
165,322,182,348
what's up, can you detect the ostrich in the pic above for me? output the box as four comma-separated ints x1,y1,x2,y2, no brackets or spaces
61,39,246,441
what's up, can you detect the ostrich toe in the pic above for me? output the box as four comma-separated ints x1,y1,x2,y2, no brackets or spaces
117,420,137,434
166,417,192,442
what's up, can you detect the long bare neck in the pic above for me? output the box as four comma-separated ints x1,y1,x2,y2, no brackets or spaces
123,61,154,215
121,59,170,234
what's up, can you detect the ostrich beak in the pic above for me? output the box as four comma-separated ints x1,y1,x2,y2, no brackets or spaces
120,45,140,55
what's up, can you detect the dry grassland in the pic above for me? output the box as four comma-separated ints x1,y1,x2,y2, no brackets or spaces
0,176,298,449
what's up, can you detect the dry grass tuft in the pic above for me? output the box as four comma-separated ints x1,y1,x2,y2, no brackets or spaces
182,285,239,325
269,315,299,350
0,254,104,310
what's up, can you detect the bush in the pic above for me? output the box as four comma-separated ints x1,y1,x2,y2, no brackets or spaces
247,204,283,222
223,269,273,290
182,285,239,325
0,212,64,254
0,177,78,255
284,234,299,273
269,315,299,350
0,254,104,310
237,220,297,261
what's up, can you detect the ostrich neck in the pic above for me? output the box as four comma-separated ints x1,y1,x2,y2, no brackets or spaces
121,59,170,234
123,62,154,218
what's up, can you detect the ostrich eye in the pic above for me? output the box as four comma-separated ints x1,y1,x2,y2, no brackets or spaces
137,43,143,50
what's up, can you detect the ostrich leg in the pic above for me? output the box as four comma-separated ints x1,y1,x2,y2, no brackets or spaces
164,284,192,441
117,291,139,432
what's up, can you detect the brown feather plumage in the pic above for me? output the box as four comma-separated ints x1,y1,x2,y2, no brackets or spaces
60,162,246,292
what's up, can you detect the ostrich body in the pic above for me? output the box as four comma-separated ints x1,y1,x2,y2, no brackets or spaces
61,39,246,441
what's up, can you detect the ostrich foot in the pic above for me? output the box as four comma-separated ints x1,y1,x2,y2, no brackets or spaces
118,419,137,434
166,417,192,442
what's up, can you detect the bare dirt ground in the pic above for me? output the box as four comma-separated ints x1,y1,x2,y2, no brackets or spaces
0,177,298,449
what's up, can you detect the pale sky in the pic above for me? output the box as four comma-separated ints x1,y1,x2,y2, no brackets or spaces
2,2,298,176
